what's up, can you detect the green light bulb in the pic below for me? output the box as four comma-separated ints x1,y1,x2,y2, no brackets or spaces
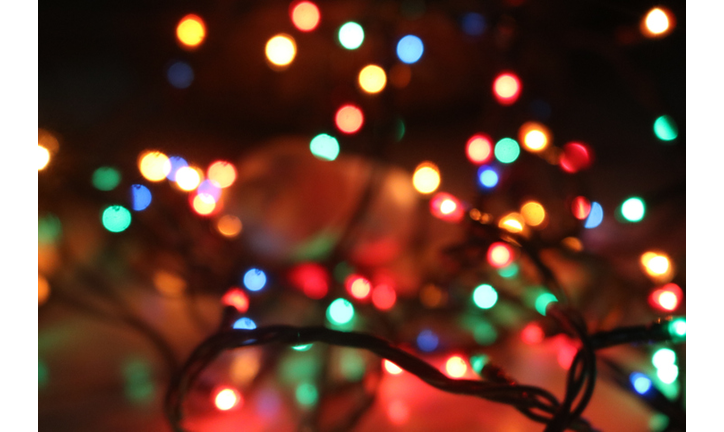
295,382,318,407
494,138,520,164
620,197,646,222
535,293,558,316
668,317,686,341
292,344,313,351
102,205,132,233
327,298,354,325
653,115,678,141
472,284,498,309
92,166,121,191
310,133,340,161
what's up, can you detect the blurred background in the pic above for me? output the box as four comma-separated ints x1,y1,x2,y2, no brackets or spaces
38,0,685,431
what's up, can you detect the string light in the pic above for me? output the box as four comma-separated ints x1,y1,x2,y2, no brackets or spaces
138,151,172,182
233,317,257,330
175,166,202,191
619,197,646,222
412,162,441,194
498,212,526,234
358,65,386,94
216,214,242,238
521,201,546,227
571,196,591,220
166,61,194,89
494,138,521,164
445,356,468,378
493,73,521,105
38,145,51,170
642,7,674,38
326,298,355,325
651,348,676,369
583,202,603,229
290,1,320,32
102,205,132,233
153,270,186,297
192,193,216,216
430,192,464,222
243,268,267,292
288,263,329,299
265,34,297,67
197,180,221,201
466,134,494,164
213,387,242,411
38,274,50,305
521,323,545,344
417,329,439,352
519,122,551,152
92,167,121,191
292,344,312,351
371,284,396,310
295,383,318,407
176,14,206,49
166,156,188,181
477,166,499,189
653,115,678,141
656,364,678,384
559,142,593,173
472,284,498,309
384,359,403,375
461,12,486,36
221,287,249,313
667,317,686,341
309,133,340,161
207,161,236,188
338,22,364,49
130,185,152,211
640,252,672,279
335,104,364,134
396,35,424,64
535,293,558,316
630,372,652,394
345,275,371,300
487,242,514,268
649,283,682,312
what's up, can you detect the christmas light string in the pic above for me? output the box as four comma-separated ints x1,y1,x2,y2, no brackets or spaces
38,1,684,430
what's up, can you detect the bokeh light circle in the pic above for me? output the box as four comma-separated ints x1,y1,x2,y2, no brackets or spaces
494,138,521,164
309,134,340,161
493,73,521,105
338,22,364,49
290,1,320,32
102,205,132,233
139,151,172,182
412,163,440,194
358,65,387,94
265,34,297,67
396,35,424,64
335,105,364,134
176,14,206,49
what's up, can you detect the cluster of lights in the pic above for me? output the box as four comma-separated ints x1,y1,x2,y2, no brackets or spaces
161,5,686,418
651,347,679,384
136,150,238,219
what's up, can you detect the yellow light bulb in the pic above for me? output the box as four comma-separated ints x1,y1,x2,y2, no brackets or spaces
265,34,297,67
38,146,51,170
412,163,440,194
358,65,387,94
